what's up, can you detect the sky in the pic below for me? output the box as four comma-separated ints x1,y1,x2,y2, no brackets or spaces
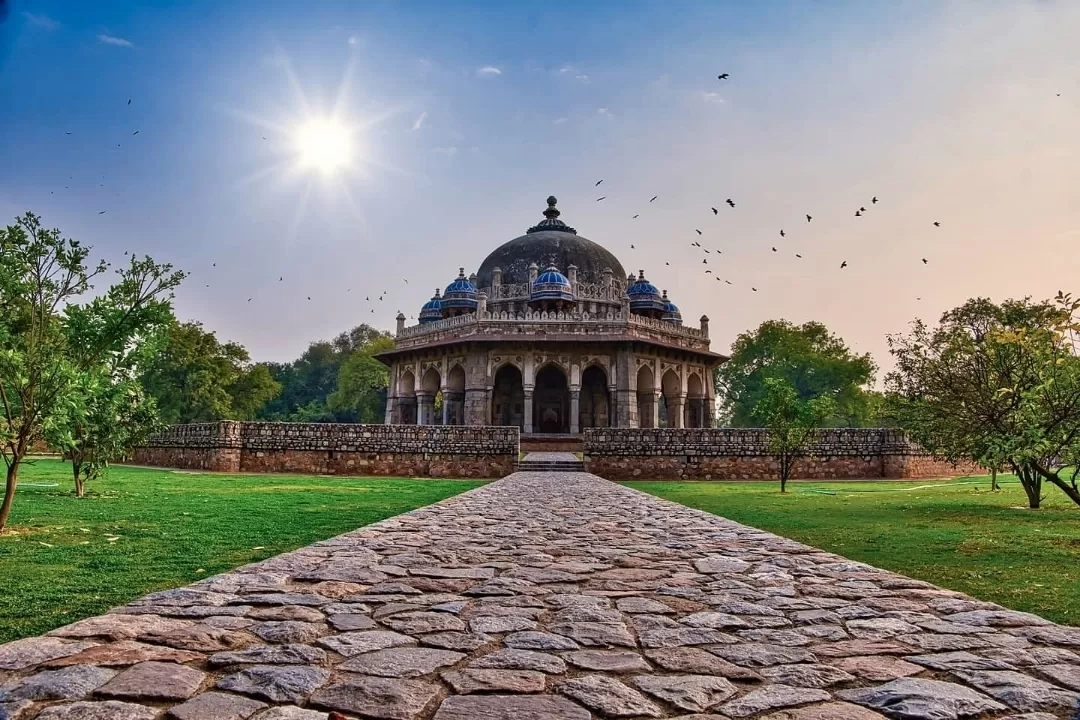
1,0,1078,376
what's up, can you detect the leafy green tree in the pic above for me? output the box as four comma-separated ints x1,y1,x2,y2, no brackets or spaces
328,335,394,422
140,322,280,424
754,377,836,493
886,295,1080,509
718,320,877,427
0,213,182,529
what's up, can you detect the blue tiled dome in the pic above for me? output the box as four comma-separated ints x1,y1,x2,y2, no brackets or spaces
442,268,478,312
419,289,443,323
627,270,665,312
661,290,683,325
531,266,574,303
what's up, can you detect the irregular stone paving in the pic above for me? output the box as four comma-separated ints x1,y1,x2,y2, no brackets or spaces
3,472,1080,719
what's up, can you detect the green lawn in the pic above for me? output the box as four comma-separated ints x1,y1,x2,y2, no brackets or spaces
0,459,484,643
628,476,1080,626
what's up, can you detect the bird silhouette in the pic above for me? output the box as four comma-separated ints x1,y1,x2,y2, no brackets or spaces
855,210,862,217
403,278,408,284
922,258,928,264
650,195,658,202
771,247,777,252
692,241,701,247
702,258,707,264
726,198,735,208
596,196,606,202
279,276,282,281
840,261,848,268
665,262,670,265
872,196,878,204
132,130,139,136
705,270,712,274
933,221,941,227
97,211,106,215
712,207,718,215
630,244,635,249
212,263,216,267
127,98,131,105
262,136,267,140
718,73,729,80
752,287,758,292
806,215,812,223
725,280,732,285
247,298,252,302
632,214,639,219
695,229,702,235
795,254,803,258
65,132,72,135
859,207,866,212
703,249,710,254
366,296,369,301
780,230,785,238
307,296,311,301
595,179,603,186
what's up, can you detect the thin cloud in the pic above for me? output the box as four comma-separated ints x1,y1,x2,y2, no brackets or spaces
98,34,133,48
559,65,589,83
22,12,57,30
432,146,458,156
347,35,359,46
554,117,569,125
597,108,613,117
411,111,427,131
701,91,724,104
476,66,502,77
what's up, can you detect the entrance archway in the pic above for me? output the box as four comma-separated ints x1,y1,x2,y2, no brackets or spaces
687,371,706,428
579,365,610,429
491,365,524,429
397,369,417,425
534,365,570,434
445,365,466,425
420,367,441,425
661,368,680,427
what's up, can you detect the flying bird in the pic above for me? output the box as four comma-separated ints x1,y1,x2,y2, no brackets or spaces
65,132,72,135
307,296,311,301
97,211,106,215
692,241,701,247
595,179,603,186
859,207,866,212
922,258,928,264
725,280,732,285
702,258,707,264
247,298,252,302
665,262,670,265
780,230,785,237
403,278,408,284
632,214,639,219
872,196,878,204
212,263,216,267
855,210,862,217
840,260,848,268
712,207,718,215
705,270,712,274
262,136,267,140
725,198,735,208
650,195,658,202
596,196,606,202
630,244,635,249
718,73,729,80
127,98,131,105
132,130,139,136
752,287,758,292
703,249,711,254
279,276,282,281
806,215,812,222
771,247,777,252
933,221,941,227
795,254,803,258
695,229,702,235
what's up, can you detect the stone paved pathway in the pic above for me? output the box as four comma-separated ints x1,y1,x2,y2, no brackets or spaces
3,472,1080,720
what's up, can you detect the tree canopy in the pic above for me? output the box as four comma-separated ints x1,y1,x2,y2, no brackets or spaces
754,377,836,492
717,319,878,427
886,295,1080,509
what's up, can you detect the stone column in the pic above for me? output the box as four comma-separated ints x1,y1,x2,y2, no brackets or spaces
673,394,686,428
570,390,580,434
523,387,534,434
653,391,662,429
384,396,396,424
416,392,434,425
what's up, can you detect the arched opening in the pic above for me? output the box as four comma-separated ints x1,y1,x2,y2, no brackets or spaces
579,365,610,429
397,369,417,425
534,364,570,434
445,365,466,425
419,367,442,425
636,364,655,428
491,364,525,429
687,371,707,428
660,368,680,427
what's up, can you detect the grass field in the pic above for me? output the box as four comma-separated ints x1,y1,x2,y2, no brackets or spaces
629,475,1080,626
0,459,484,643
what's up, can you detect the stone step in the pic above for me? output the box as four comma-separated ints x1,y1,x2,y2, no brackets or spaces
515,461,585,472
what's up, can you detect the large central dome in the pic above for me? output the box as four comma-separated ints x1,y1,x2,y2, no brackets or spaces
475,196,626,289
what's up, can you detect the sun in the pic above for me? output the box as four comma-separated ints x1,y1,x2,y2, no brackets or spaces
293,116,354,175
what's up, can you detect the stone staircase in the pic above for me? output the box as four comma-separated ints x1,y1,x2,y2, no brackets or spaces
515,451,585,473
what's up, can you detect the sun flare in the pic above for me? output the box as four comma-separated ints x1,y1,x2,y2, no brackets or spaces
293,116,354,174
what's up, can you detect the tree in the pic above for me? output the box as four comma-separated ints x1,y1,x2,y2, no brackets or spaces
718,320,877,427
754,377,836,493
328,335,394,422
886,295,1080,509
0,213,182,529
140,322,280,424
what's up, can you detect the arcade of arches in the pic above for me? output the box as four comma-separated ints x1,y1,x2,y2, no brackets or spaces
386,351,715,432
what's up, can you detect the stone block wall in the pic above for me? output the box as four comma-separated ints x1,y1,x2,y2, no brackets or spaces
134,422,519,478
583,428,981,481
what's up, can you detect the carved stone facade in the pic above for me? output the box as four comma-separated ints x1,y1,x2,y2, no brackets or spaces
378,196,726,434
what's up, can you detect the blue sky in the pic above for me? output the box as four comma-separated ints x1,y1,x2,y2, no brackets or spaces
1,0,1078,370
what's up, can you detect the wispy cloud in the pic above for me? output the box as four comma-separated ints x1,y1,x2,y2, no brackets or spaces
560,65,589,83
554,117,569,125
701,91,724,104
347,35,359,46
411,112,427,131
597,108,613,118
432,146,458,156
22,12,57,30
476,66,502,77
98,33,133,48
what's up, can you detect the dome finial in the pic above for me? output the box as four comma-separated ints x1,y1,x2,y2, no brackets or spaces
544,196,560,220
